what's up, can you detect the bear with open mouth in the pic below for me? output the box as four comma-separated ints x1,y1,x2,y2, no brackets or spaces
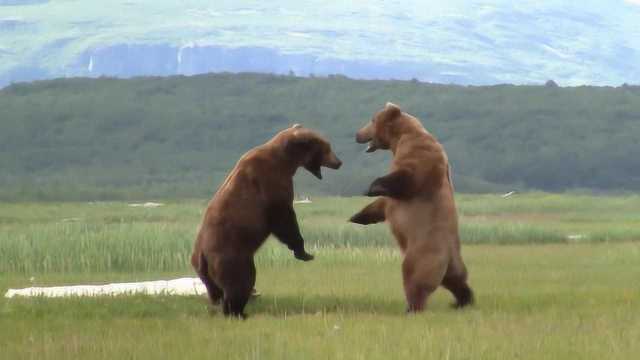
350,103,474,312
192,124,342,318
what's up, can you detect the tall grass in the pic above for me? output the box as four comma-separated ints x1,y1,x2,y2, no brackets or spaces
1,194,640,274
0,222,193,274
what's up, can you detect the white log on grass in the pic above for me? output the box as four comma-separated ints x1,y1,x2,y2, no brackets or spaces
128,202,164,208
4,277,206,298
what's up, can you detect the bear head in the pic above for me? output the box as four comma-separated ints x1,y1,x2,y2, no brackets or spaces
355,102,415,152
283,125,342,179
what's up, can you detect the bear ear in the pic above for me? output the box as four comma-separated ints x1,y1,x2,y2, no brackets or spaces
285,132,315,154
384,102,401,120
284,132,323,179
385,102,400,109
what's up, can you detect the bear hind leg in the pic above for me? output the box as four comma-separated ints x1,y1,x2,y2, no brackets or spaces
197,252,223,305
441,260,474,309
220,258,256,319
403,282,433,313
402,251,447,313
222,292,251,319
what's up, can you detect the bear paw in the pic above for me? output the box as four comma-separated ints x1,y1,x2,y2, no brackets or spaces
294,250,315,261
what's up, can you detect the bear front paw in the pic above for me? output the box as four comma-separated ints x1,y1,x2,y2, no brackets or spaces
349,212,368,225
365,181,387,197
294,250,314,261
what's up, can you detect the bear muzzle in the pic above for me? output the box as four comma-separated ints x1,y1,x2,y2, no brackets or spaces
355,131,372,144
325,153,342,169
356,126,379,152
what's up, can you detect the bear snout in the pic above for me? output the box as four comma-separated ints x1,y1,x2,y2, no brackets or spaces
355,131,371,144
325,154,342,169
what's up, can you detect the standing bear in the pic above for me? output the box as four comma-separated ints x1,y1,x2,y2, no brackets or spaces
349,103,474,312
192,124,342,318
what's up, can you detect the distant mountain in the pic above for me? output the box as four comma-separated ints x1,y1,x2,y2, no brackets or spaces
1,0,639,87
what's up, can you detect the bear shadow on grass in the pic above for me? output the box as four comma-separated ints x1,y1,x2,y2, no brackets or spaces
203,294,406,317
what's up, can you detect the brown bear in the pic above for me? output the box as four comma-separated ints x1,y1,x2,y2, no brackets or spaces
192,124,342,318
349,103,473,312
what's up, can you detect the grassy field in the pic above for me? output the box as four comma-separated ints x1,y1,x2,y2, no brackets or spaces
1,193,640,359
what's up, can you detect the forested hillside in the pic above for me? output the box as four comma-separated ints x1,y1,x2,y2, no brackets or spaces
1,73,639,200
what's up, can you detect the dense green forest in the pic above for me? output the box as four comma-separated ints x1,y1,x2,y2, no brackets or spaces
1,73,639,200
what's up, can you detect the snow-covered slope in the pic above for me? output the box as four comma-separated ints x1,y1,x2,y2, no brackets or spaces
1,0,639,86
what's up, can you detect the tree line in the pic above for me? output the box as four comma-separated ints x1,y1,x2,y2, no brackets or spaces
1,73,639,200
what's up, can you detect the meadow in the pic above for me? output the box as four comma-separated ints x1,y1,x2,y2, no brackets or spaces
1,193,639,359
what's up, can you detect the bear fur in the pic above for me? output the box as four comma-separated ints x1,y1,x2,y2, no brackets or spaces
192,124,342,317
349,103,473,312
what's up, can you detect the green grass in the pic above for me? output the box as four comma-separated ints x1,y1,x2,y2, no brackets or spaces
1,194,640,359
2,245,639,359
2,194,640,273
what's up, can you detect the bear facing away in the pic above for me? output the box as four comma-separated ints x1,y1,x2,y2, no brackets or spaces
349,103,473,312
192,124,342,318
